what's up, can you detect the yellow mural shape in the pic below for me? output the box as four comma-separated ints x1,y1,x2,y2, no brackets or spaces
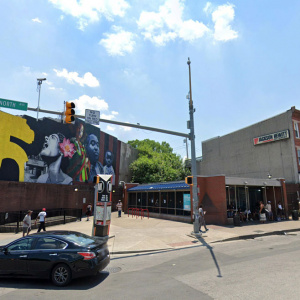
0,111,34,181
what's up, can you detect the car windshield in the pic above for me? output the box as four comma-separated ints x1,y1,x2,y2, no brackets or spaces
60,233,99,247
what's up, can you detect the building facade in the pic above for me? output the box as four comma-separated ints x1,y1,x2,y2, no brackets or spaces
198,106,300,212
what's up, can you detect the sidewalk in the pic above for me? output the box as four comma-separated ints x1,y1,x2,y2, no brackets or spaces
0,212,299,257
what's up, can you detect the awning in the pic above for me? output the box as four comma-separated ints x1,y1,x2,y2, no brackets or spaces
128,181,190,192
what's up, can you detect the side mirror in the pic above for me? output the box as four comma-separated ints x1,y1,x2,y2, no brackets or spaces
3,248,8,254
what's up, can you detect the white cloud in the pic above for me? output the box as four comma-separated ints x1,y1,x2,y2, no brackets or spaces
106,125,115,131
121,124,132,131
212,4,238,41
203,2,212,14
32,18,42,23
137,0,209,46
100,26,136,56
101,113,117,120
53,68,100,87
48,0,130,30
72,95,108,115
112,111,119,115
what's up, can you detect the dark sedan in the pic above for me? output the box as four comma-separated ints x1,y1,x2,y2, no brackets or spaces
0,230,110,286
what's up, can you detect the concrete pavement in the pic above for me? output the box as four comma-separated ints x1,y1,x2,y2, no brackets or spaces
0,211,300,258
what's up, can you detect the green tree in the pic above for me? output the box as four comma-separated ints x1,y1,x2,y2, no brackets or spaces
128,139,190,183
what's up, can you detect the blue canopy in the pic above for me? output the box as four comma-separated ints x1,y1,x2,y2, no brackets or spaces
128,181,190,192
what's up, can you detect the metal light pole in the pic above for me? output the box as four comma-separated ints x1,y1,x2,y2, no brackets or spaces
36,78,46,121
187,57,200,234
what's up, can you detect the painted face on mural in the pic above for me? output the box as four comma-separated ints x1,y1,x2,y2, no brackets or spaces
40,134,60,157
105,151,113,167
86,134,99,164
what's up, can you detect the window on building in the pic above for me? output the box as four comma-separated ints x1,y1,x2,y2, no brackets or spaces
298,149,300,165
294,122,299,138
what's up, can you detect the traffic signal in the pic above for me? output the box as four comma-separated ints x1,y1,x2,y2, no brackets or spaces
65,102,75,124
185,176,193,185
93,175,100,184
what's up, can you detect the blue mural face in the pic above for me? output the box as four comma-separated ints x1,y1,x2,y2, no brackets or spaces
0,114,119,185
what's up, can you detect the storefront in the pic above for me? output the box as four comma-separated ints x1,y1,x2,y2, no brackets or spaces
123,175,288,225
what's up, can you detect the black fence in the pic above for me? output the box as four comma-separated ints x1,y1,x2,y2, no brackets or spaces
0,208,82,233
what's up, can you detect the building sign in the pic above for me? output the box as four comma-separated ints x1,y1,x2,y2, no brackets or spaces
253,129,290,145
183,193,191,211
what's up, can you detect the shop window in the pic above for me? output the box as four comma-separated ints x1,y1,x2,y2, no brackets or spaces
141,192,147,208
137,193,142,208
148,192,154,212
167,192,175,215
161,192,167,214
294,122,299,138
153,192,159,213
176,192,184,215
128,193,136,208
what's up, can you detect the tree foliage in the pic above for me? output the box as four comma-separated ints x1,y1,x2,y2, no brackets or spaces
128,139,190,183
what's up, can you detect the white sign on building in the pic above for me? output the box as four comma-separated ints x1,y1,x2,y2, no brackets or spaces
85,109,100,125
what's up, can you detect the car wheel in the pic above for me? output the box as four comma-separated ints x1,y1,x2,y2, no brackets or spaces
51,263,72,287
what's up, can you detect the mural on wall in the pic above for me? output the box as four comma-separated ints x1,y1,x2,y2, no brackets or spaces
0,111,34,182
0,111,119,185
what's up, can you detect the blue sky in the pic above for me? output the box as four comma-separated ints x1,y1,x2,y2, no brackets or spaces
0,0,299,159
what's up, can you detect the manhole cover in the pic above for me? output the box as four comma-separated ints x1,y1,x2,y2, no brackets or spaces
102,266,122,273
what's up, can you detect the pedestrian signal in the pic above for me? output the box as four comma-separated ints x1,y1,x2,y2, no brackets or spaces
65,102,75,124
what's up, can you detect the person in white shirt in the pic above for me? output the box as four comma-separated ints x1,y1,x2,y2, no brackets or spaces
266,201,273,221
23,210,32,237
116,200,123,217
198,204,209,233
35,208,47,232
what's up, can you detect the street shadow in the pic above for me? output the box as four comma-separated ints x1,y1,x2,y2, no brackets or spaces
195,235,222,278
0,271,109,290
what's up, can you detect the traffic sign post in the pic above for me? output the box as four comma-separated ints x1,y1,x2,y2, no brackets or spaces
0,98,28,111
85,109,100,125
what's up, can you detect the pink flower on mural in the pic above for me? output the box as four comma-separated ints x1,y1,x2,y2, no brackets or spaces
59,138,76,158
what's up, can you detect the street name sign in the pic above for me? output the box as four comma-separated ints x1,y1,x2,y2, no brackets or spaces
0,98,28,111
85,109,100,125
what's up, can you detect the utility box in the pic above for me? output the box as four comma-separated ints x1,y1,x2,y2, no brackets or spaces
94,224,108,237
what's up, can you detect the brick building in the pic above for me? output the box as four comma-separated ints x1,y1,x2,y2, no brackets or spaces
198,106,300,213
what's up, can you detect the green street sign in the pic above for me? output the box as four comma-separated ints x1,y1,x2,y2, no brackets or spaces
0,98,28,111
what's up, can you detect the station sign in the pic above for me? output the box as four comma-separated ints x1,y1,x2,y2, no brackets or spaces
253,129,290,145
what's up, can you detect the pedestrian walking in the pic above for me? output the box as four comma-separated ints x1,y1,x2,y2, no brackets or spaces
86,203,92,221
35,208,47,232
116,200,123,217
277,201,284,220
198,204,208,233
265,201,273,221
23,210,32,237
259,201,266,223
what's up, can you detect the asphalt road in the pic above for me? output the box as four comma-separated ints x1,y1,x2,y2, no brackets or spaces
1,233,300,299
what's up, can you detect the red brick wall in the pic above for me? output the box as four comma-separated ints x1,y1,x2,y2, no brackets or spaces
196,176,227,225
0,181,94,213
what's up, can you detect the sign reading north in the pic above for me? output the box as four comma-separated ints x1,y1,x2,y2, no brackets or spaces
0,98,28,111
253,129,290,145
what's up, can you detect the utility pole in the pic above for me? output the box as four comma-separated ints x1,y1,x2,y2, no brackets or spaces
187,57,200,235
36,78,46,121
184,137,189,160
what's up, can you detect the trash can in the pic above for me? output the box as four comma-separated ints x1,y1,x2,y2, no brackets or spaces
292,210,299,220
233,215,241,226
